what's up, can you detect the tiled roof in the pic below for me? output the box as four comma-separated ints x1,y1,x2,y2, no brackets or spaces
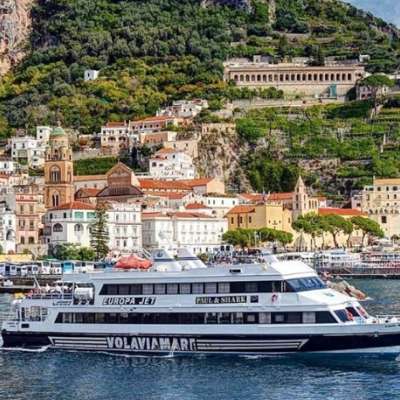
75,188,101,197
240,192,293,202
50,201,96,211
133,115,175,124
96,185,143,198
374,178,400,186
318,208,367,216
185,202,210,209
226,205,255,214
104,122,127,128
139,179,191,191
142,211,213,219
145,191,188,200
155,147,177,154
74,175,107,181
180,178,214,187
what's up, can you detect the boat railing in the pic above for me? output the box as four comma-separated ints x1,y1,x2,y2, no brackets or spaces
27,292,73,300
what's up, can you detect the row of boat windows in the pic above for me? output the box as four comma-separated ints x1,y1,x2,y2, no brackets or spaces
99,278,326,296
55,311,337,325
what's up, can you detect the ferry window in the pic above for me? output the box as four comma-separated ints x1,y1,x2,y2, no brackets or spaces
244,313,258,324
346,307,359,317
192,314,205,324
104,285,119,295
206,313,218,324
119,284,130,295
105,313,118,324
286,312,302,324
334,309,351,322
259,312,271,324
179,283,191,294
119,313,129,324
272,313,285,324
205,283,217,294
167,284,179,295
154,284,166,295
219,313,231,324
230,282,245,293
95,313,105,324
83,313,95,324
232,312,244,324
143,284,154,295
315,312,336,324
130,284,142,295
257,281,273,292
192,283,204,294
286,277,326,292
245,282,257,293
75,313,84,324
218,282,230,294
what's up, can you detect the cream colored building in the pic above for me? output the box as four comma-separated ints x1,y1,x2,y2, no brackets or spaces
360,178,400,238
224,61,365,97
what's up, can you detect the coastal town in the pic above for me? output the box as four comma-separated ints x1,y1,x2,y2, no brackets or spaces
2,0,400,397
0,56,398,271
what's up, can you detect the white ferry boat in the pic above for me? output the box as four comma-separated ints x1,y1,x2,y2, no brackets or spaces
2,250,400,356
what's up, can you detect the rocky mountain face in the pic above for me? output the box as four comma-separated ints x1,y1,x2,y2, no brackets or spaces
0,0,33,74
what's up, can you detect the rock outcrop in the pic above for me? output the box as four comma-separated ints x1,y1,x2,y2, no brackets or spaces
0,0,33,74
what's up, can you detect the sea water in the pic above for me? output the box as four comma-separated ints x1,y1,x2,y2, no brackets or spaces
0,279,400,400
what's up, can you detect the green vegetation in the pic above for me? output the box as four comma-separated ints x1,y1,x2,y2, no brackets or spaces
292,213,384,249
0,0,398,137
52,243,96,261
74,157,118,176
238,99,400,194
90,203,110,260
350,216,384,246
222,227,293,248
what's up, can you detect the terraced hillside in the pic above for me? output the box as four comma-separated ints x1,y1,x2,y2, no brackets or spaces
0,0,399,137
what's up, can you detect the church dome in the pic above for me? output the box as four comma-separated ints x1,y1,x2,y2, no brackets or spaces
51,126,66,137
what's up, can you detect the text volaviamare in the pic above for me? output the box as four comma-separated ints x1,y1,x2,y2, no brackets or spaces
107,336,197,351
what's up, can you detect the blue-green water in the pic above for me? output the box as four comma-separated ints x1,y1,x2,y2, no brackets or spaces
1,279,400,400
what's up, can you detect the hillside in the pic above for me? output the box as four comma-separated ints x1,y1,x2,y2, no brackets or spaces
0,0,399,137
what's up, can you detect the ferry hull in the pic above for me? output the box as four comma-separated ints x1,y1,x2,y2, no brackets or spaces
4,331,400,355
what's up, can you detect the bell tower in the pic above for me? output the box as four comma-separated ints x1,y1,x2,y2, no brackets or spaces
292,176,309,219
44,126,74,209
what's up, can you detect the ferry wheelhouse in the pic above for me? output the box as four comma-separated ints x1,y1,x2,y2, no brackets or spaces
2,250,400,355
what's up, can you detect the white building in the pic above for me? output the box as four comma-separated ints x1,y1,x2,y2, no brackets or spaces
84,69,100,81
44,201,97,248
194,194,240,218
142,211,228,254
10,136,46,169
149,148,196,180
45,200,143,254
157,99,208,118
0,157,17,174
107,201,142,256
0,202,16,254
36,126,52,143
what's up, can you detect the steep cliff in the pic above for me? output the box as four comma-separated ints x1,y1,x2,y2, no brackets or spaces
0,0,32,74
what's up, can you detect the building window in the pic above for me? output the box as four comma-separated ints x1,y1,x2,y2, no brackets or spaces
381,216,387,224
53,223,63,232
50,166,61,183
52,193,60,207
74,224,83,233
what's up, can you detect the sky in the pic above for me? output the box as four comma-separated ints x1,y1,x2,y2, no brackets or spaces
347,0,400,27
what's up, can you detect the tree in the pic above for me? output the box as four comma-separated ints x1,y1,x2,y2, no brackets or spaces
53,244,96,261
322,214,353,248
222,229,255,249
90,202,110,260
292,213,326,250
359,74,394,115
351,216,384,246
